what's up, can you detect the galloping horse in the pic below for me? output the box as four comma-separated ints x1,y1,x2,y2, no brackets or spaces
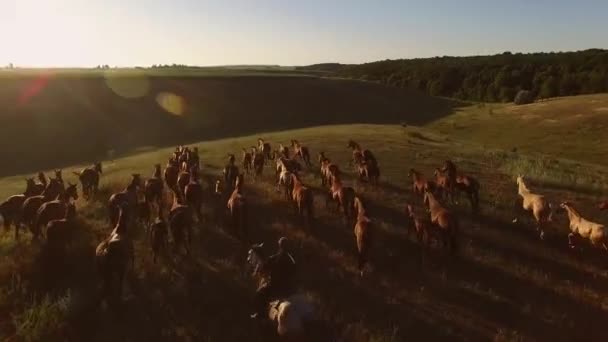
423,189,459,253
516,175,553,240
560,202,607,251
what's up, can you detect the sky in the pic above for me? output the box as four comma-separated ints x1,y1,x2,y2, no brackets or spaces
1,0,607,67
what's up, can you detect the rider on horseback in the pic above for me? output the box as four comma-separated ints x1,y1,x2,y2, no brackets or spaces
251,237,296,319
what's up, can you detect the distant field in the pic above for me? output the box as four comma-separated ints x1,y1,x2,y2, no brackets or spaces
0,73,458,176
429,93,608,165
1,123,608,341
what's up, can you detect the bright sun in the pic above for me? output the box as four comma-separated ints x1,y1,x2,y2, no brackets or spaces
9,0,96,67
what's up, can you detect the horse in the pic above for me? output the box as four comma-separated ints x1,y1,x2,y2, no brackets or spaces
291,140,311,168
516,175,553,240
185,174,203,223
252,148,265,180
405,203,433,247
223,154,240,193
74,162,103,200
177,168,191,197
291,174,314,225
95,204,134,302
164,159,179,192
355,160,380,187
227,174,248,240
46,203,77,254
434,168,455,204
150,213,168,263
277,169,294,202
31,172,48,196
353,196,372,276
169,189,193,255
242,148,253,174
143,164,163,211
21,178,65,239
560,202,608,251
455,175,480,213
257,138,273,164
408,169,436,197
347,140,364,168
0,178,38,239
247,244,314,338
108,174,141,227
276,157,302,183
278,144,290,159
327,174,355,217
34,183,78,240
423,189,459,253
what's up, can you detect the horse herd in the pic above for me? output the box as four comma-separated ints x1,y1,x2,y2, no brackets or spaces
1,137,608,337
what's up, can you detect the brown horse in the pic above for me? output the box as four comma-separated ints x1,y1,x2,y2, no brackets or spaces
278,144,290,159
242,148,253,174
164,159,179,191
353,196,372,276
227,174,248,240
327,174,356,223
356,161,380,186
150,213,168,263
108,174,141,226
223,155,240,192
74,162,103,200
34,183,78,239
275,157,301,183
277,169,294,201
257,138,273,164
291,140,312,168
405,203,432,247
169,189,193,255
96,204,134,302
347,140,364,168
291,174,314,224
423,189,459,253
144,164,164,212
408,169,436,197
1,179,38,238
31,172,48,196
185,174,203,223
434,168,455,203
252,148,265,179
177,168,191,197
21,178,65,238
455,175,480,213
46,203,77,253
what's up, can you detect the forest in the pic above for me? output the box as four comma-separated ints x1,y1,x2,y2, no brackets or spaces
337,49,608,102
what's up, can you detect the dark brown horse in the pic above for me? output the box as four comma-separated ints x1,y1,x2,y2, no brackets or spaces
252,148,265,180
0,179,38,239
257,138,273,164
455,174,480,213
21,178,65,239
164,159,179,191
108,174,141,227
169,189,193,255
185,175,203,223
31,172,48,196
96,204,134,302
46,203,77,253
408,169,436,197
242,148,253,174
144,164,164,211
74,162,102,200
327,174,356,224
150,213,168,264
34,183,78,240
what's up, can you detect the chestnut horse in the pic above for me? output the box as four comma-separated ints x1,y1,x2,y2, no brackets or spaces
291,173,314,224
108,174,141,226
423,189,459,253
21,178,65,239
227,174,248,240
0,179,38,239
408,169,436,197
144,164,164,211
353,196,372,276
291,140,312,168
34,183,78,239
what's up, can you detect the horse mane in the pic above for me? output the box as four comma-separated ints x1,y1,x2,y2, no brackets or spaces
563,202,581,218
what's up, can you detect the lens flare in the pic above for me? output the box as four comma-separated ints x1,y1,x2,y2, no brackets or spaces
156,92,185,116
104,71,149,99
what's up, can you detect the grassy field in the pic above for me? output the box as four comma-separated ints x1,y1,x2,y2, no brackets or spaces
0,73,459,176
2,114,608,341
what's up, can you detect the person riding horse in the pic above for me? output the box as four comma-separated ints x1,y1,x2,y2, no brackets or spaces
251,237,296,319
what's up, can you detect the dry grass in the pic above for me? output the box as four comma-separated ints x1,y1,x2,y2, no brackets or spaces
1,123,608,341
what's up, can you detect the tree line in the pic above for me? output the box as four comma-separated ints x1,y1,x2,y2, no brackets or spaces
337,49,608,102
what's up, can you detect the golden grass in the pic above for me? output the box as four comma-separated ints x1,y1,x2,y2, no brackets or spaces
1,122,608,341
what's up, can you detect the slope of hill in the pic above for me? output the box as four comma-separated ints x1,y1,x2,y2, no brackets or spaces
337,49,608,102
1,121,608,341
0,74,460,176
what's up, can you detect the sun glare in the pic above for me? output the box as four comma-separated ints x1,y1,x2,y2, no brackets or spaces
11,0,96,67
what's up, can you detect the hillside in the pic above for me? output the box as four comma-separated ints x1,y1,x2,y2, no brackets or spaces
1,120,608,341
0,73,459,176
337,49,608,102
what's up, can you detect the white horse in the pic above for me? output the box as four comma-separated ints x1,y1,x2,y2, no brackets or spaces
560,202,608,251
516,175,553,239
247,243,315,339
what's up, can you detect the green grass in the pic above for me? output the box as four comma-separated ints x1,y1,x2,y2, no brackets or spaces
2,119,608,341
